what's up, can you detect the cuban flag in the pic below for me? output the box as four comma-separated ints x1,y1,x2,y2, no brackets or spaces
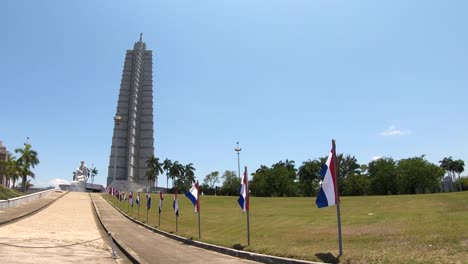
237,167,249,212
185,181,200,213
316,149,339,208
136,193,140,207
173,188,179,217
158,191,164,214
147,193,152,210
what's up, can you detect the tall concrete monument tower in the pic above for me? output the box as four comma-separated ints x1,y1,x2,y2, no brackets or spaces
107,34,154,188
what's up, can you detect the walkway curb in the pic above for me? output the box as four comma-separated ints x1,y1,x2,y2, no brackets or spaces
0,190,68,226
100,195,323,264
90,194,145,264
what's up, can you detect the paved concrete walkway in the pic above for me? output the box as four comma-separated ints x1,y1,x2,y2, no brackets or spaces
0,192,121,264
92,194,259,264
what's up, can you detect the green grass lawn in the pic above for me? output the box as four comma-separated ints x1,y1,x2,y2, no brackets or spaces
0,185,23,200
104,192,468,264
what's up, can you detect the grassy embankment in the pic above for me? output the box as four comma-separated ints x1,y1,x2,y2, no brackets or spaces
0,185,23,200
104,192,468,264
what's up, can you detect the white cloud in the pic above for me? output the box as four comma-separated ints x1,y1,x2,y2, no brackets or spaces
372,156,382,161
49,178,70,186
380,125,411,137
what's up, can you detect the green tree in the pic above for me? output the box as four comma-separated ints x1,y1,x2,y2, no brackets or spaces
320,154,359,195
297,159,322,196
342,174,370,196
176,163,196,192
145,155,163,188
453,159,465,192
162,158,172,189
19,179,34,191
90,167,98,185
184,163,196,184
220,170,241,196
397,156,444,194
203,171,220,195
368,157,398,195
15,144,39,192
169,161,184,190
456,177,468,191
0,154,19,188
251,162,298,197
439,156,455,192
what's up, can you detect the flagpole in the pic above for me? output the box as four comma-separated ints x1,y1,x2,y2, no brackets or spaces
147,194,149,223
197,181,201,239
245,166,251,246
332,139,343,256
175,188,178,233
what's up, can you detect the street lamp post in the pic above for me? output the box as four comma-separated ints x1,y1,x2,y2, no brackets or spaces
235,142,242,179
113,111,122,183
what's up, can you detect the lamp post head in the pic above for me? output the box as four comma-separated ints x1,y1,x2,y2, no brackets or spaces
114,113,122,125
235,142,242,153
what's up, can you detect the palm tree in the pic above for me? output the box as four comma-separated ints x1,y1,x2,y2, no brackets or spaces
0,158,6,186
284,159,296,172
15,144,39,192
169,161,183,188
162,158,172,189
5,155,19,188
90,167,98,185
256,165,269,174
146,155,163,188
184,163,196,184
439,157,455,191
453,159,465,192
19,179,34,191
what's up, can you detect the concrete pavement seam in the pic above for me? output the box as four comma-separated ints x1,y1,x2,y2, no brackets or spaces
101,195,323,264
0,191,69,227
90,194,146,264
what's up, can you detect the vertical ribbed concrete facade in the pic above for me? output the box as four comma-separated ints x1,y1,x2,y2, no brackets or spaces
107,37,154,186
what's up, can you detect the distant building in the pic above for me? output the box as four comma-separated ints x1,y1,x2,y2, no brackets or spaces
0,141,8,186
442,176,453,192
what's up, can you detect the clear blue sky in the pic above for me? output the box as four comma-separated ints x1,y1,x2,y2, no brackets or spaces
1,1,467,188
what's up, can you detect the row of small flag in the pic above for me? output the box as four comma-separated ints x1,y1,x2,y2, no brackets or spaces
105,142,341,252
105,188,180,216
105,144,339,217
107,144,339,216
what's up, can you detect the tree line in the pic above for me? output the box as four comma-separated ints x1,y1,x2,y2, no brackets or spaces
199,155,465,197
145,155,196,192
0,143,39,192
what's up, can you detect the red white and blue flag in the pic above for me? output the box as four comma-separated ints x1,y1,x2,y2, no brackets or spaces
185,181,200,213
146,193,152,210
237,167,249,212
158,191,164,214
173,188,179,217
316,148,339,208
